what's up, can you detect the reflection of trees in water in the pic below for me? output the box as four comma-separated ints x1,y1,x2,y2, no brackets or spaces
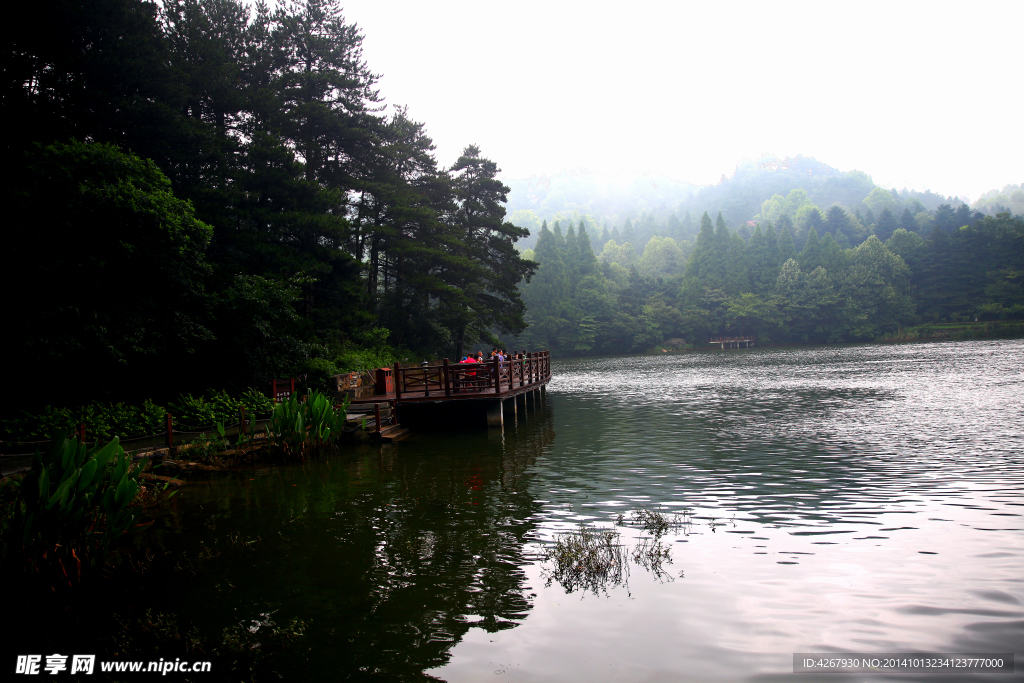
307,408,557,677
6,409,559,680
542,506,690,597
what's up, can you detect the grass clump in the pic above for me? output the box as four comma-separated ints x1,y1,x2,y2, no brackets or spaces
618,505,692,537
542,522,628,596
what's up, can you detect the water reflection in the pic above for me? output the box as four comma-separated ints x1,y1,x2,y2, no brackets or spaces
6,404,559,680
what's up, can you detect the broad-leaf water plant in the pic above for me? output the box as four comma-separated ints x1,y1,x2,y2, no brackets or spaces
265,391,349,458
1,434,148,589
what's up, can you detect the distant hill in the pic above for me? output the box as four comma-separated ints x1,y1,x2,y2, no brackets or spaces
503,155,1005,251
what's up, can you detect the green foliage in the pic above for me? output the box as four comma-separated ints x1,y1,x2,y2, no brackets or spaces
178,433,226,462
1,400,166,443
333,327,400,373
1,435,146,588
6,140,213,407
170,390,247,427
2,387,277,444
265,391,350,458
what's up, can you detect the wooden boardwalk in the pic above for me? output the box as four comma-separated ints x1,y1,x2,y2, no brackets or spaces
709,336,755,349
350,351,551,431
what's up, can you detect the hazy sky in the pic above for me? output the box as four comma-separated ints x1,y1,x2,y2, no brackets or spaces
334,0,1020,201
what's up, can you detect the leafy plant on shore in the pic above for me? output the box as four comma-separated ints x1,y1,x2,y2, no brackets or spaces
265,391,349,458
1,435,148,589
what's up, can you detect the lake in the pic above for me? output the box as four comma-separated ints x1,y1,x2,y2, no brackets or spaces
29,339,1024,681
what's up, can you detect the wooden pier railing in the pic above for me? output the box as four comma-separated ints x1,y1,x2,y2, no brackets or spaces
388,351,551,400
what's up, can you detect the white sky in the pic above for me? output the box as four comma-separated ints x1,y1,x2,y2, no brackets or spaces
336,0,1021,201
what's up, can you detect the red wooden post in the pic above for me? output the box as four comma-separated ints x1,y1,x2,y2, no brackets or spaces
165,413,174,447
77,422,86,445
492,355,499,391
374,403,382,433
290,377,295,400
271,378,278,403
443,358,451,397
394,362,402,399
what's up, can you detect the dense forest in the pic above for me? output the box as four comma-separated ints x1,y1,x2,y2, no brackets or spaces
4,0,534,410
508,200,1024,355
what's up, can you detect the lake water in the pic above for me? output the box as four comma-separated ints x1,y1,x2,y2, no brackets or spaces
34,339,1024,681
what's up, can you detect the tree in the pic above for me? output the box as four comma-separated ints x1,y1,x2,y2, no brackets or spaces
577,222,598,276
875,208,898,242
840,236,914,338
799,227,824,273
446,145,536,358
638,236,685,279
6,141,214,404
933,204,957,232
899,208,917,233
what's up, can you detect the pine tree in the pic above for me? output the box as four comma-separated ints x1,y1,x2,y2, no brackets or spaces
765,222,780,270
824,205,849,239
577,223,598,276
778,222,797,264
900,208,917,233
863,208,876,231
819,232,847,276
799,227,823,273
875,208,898,242
747,225,771,294
621,219,636,245
446,145,535,359
682,212,693,238
726,230,750,295
564,222,581,291
681,212,715,287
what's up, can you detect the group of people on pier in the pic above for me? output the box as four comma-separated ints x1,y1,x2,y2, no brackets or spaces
455,349,509,382
458,349,509,370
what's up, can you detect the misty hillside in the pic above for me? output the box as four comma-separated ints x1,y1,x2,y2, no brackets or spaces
505,155,1021,251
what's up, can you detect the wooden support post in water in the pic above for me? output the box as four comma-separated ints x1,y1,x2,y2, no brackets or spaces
506,394,516,421
486,399,503,428
516,391,526,414
374,403,382,433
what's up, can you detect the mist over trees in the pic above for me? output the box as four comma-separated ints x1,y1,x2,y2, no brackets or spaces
4,0,534,408
508,206,1023,355
504,155,1010,256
